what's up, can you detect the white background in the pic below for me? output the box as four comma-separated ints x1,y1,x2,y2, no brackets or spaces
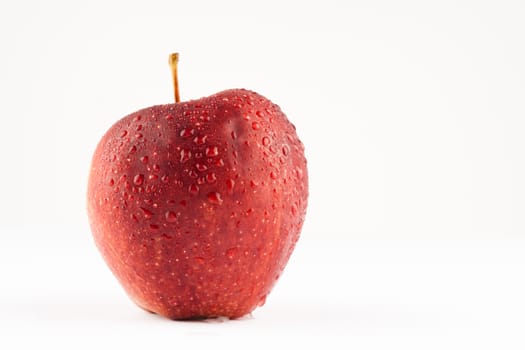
1,0,524,348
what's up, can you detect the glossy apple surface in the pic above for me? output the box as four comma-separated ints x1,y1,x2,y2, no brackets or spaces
87,89,308,319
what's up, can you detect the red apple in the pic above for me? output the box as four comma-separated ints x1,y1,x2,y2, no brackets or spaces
87,54,308,319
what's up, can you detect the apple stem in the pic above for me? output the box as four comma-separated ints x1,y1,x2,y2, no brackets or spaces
169,53,181,103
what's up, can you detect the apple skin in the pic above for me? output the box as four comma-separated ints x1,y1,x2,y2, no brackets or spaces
87,89,308,319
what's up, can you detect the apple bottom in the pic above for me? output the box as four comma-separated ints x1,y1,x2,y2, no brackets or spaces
93,220,298,320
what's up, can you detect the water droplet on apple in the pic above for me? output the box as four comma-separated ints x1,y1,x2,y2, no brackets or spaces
215,158,225,167
180,128,195,138
282,144,290,156
207,192,223,204
256,111,264,118
205,146,219,157
136,124,143,131
197,177,206,185
193,135,207,145
294,167,304,179
180,149,191,163
188,184,199,195
161,175,169,183
226,179,235,192
194,257,205,264
135,133,143,139
133,174,144,185
188,169,198,178
133,115,142,122
140,156,149,164
196,163,208,172
258,295,267,307
108,178,115,186
206,173,217,183
129,145,137,154
251,121,260,130
152,164,160,172
120,130,128,138
231,131,237,140
148,174,158,181
165,211,179,223
140,207,154,219
270,171,278,180
291,204,298,216
262,137,270,146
